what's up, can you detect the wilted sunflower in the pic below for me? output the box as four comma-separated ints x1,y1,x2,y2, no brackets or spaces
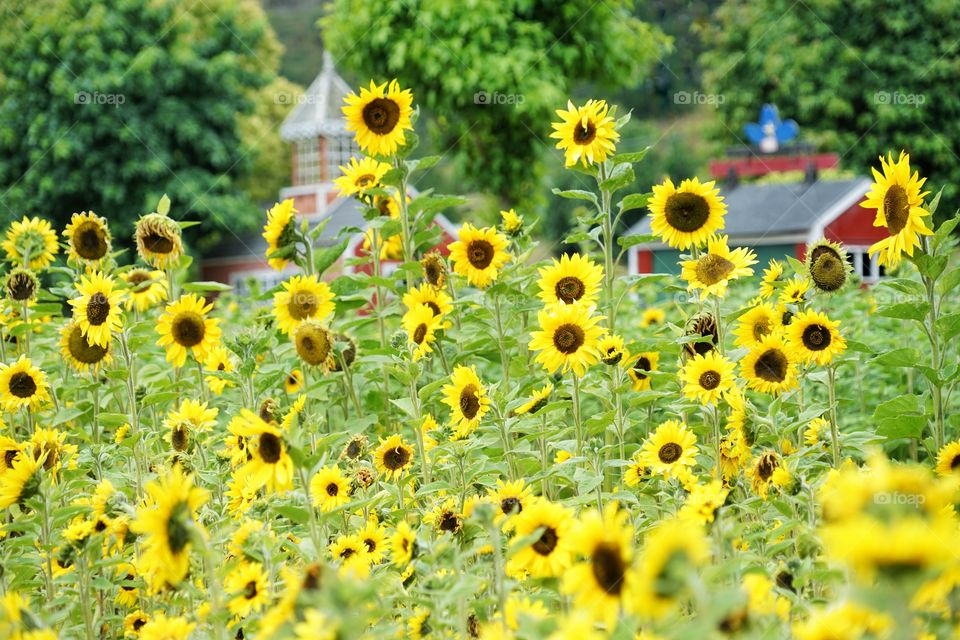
680,351,736,405
4,268,38,302
63,211,111,263
334,156,391,199
327,332,358,372
343,79,414,156
156,294,221,368
634,519,709,619
402,303,442,361
420,252,447,288
69,271,124,347
741,334,797,394
2,216,59,271
785,310,846,366
500,208,524,236
550,99,619,167
310,465,352,512
759,259,785,298
262,199,298,271
779,276,810,305
640,307,666,328
597,334,626,365
402,283,452,318
441,365,490,438
272,274,335,335
627,351,659,391
134,212,183,269
374,434,414,480
680,234,757,297
293,320,333,367
203,345,235,395
640,420,699,479
529,303,604,377
514,383,553,416
684,312,719,357
537,253,603,307
121,268,168,312
0,356,49,412
448,223,511,288
225,561,269,618
130,466,208,590
231,409,294,494
805,240,851,293
733,303,780,349
648,177,726,250
0,453,42,508
60,321,111,373
506,498,575,578
862,151,933,267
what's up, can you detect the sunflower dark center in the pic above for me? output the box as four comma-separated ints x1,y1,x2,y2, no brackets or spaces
951,455,960,470
573,120,597,144
552,323,585,354
412,323,428,345
658,442,683,464
467,240,494,269
384,445,410,470
698,370,721,390
133,618,146,631
8,371,37,398
425,301,441,316
172,312,205,347
591,542,626,595
258,432,282,464
7,273,36,301
554,276,585,304
801,324,831,351
757,454,778,480
811,255,846,292
340,547,355,559
295,326,331,365
127,270,150,290
424,259,443,286
244,580,258,600
286,290,318,320
346,440,362,459
74,221,108,260
363,538,376,553
754,349,788,382
362,97,401,134
439,512,461,532
143,232,175,254
166,502,191,554
459,384,480,419
664,192,710,232
633,356,651,380
356,173,377,188
500,497,521,516
532,526,558,555
325,482,339,496
694,254,736,286
171,424,189,452
68,325,109,364
86,292,111,326
883,184,910,235
752,318,772,341
3,449,17,467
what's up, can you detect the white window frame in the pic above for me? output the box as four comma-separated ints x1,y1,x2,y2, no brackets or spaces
296,137,321,185
327,134,359,181
845,244,883,283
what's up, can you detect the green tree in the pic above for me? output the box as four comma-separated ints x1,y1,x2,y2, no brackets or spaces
321,0,669,211
701,0,960,211
0,0,281,252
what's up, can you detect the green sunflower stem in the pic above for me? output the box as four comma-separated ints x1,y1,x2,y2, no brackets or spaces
539,413,550,499
191,523,226,640
492,292,511,391
394,157,415,265
296,465,323,560
118,330,145,497
712,403,723,480
77,545,96,640
571,371,584,459
408,374,431,487
40,483,56,604
920,252,945,450
827,365,841,468
597,163,617,333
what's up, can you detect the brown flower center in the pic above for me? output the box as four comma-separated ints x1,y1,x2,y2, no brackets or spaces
244,580,258,600
362,97,401,135
8,371,37,398
633,356,651,380
143,232,175,254
554,276,585,304
573,120,597,144
383,445,410,470
412,323,428,345
883,184,910,235
467,240,494,269
591,542,626,595
86,292,111,326
664,192,710,232
325,482,339,497
658,442,683,464
552,323,585,354
694,254,736,286
532,526,558,555
172,312,205,347
258,432,282,464
500,497,521,516
459,384,480,420
73,221,109,260
754,349,788,382
698,370,721,390
757,453,778,480
286,290,318,321
801,324,831,352
439,512,461,533
67,325,109,364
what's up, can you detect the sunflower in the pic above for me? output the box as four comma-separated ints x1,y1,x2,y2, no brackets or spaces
310,465,351,512
680,351,736,405
121,268,168,312
0,453,42,508
124,611,150,636
640,307,666,328
134,212,183,269
441,365,490,438
137,612,195,640
562,503,637,624
334,156,392,199
2,216,58,270
130,466,208,590
374,434,414,480
391,521,416,566
489,479,533,527
779,276,810,305
63,211,111,263
327,332,358,372
639,420,699,479
272,275,335,336
804,417,828,447
59,321,112,373
805,240,851,293
596,334,626,366
293,321,332,367
284,369,303,395
402,283,452,318
514,383,553,416
680,234,756,297
5,268,38,302
862,151,933,267
529,303,604,377
648,178,726,250
114,564,140,608
0,437,21,473
262,199,298,271
627,351,659,391
448,223,511,288
500,208,524,236
536,253,603,307
759,259,785,298
420,252,447,288
225,560,269,618
633,518,709,619
402,303,442,361
684,312,719,357
733,303,780,349
936,441,960,477
329,533,371,578
506,498,575,578
740,334,797,395
678,480,729,524
155,294,221,368
203,345,235,395
426,497,463,535
359,518,387,564
342,79,414,156
792,602,892,640
163,400,218,453
69,271,124,348
0,356,50,412
231,409,294,493
746,451,788,499
785,310,846,366
550,99,619,167
30,427,76,477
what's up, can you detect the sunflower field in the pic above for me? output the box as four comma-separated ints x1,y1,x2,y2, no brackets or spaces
0,80,959,640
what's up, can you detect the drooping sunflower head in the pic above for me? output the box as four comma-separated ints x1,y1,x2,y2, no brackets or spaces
441,365,490,438
134,212,183,269
759,259,785,298
273,274,335,336
649,177,727,250
327,332,358,372
549,99,620,167
155,294,221,368
684,312,719,358
63,211,111,263
627,351,659,391
342,79,415,157
262,199,299,271
340,434,368,461
293,321,333,368
5,268,39,302
680,234,757,298
0,355,50,412
60,321,111,373
805,240,851,293
597,334,626,366
537,253,603,307
373,434,414,480
334,156,392,200
2,216,59,271
448,223,511,289
420,252,447,288
786,310,846,366
529,303,605,378
121,268,168,312
741,334,797,395
862,151,933,267
514,383,554,416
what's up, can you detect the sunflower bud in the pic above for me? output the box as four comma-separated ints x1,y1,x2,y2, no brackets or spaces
805,240,850,293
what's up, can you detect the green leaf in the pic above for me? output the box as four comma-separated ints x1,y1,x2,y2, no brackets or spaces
409,194,466,216
914,254,947,280
877,415,927,440
933,210,960,252
875,301,930,321
314,237,349,277
936,313,960,342
871,348,921,367
551,188,598,204
182,281,232,292
611,147,650,164
407,155,441,173
874,394,922,419
938,267,960,297
618,233,657,249
273,505,309,525
156,194,171,216
599,162,635,193
618,193,651,213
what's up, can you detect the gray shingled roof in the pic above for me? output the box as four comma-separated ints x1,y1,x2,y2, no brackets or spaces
625,177,871,245
280,51,352,141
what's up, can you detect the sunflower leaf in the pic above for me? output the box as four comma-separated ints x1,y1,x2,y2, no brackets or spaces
618,192,651,213
551,188,598,205
875,301,930,322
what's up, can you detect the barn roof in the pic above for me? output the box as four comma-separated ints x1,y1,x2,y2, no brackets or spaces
279,51,353,141
625,177,871,248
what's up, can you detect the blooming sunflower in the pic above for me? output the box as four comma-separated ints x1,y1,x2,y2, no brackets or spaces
231,409,294,493
633,518,709,619
121,268,168,312
507,498,575,578
155,294,221,368
124,611,149,636
489,479,533,527
374,434,414,480
792,602,891,640
134,212,183,269
805,240,851,293
272,275,335,335
391,521,416,567
678,480,729,524
0,356,49,412
627,351,659,391
747,451,790,499
130,466,208,590
420,252,447,288
60,321,112,373
262,199,298,271
225,560,269,618
680,234,756,297
936,441,960,477
342,79,414,156
63,211,111,263
536,253,603,307
648,177,726,250
163,400,218,453
514,383,553,416
623,457,648,487
0,453,42,508
310,465,352,512
441,365,490,438
785,310,846,366
759,259,785,298
550,99,619,167
862,151,933,267
203,345,235,395
680,351,736,405
740,334,797,395
402,283,452,318
779,276,810,305
334,156,391,199
448,223,511,288
597,334,626,365
2,216,58,270
359,518,387,564
529,303,604,377
640,307,666,328
293,320,332,367
639,420,699,479
137,612,195,640
733,302,780,349
30,427,76,477
329,533,371,578
69,271,124,347
426,497,463,535
402,303,442,361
